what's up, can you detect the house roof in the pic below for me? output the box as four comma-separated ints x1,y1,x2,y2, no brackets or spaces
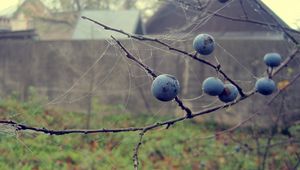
31,11,78,40
72,10,144,40
0,29,37,40
0,1,145,40
146,0,290,35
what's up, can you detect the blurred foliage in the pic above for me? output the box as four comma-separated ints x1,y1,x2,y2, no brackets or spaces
0,96,299,170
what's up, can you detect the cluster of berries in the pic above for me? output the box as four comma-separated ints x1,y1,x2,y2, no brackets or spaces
151,33,282,102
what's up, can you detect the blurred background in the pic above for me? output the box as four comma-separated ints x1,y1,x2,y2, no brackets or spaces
0,0,299,169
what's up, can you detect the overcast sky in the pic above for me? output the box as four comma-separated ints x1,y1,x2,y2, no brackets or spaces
0,0,299,29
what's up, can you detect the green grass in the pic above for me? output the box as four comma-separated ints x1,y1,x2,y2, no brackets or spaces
0,97,299,170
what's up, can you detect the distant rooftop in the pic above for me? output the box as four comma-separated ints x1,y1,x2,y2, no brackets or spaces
73,10,144,40
146,0,290,35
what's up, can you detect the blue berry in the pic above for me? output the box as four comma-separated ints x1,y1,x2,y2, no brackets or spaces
202,77,224,96
151,74,180,102
218,84,238,103
255,78,276,95
264,53,282,67
193,34,215,55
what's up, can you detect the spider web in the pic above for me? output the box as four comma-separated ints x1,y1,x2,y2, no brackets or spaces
0,0,294,129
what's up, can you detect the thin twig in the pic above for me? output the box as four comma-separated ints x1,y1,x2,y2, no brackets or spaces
111,36,192,118
133,131,145,170
261,96,285,170
210,12,300,35
172,0,300,35
271,49,299,78
253,0,299,45
239,0,248,19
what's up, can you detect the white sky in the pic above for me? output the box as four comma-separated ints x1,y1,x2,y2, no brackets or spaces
262,0,300,29
0,0,299,29
0,0,19,8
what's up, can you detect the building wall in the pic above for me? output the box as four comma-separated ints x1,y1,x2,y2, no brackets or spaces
11,13,29,31
0,17,11,31
0,39,298,126
10,0,51,31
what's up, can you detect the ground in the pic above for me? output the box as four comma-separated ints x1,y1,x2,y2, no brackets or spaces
0,96,299,170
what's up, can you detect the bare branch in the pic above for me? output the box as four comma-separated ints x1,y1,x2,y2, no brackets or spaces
81,16,246,97
0,46,298,137
0,120,142,135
